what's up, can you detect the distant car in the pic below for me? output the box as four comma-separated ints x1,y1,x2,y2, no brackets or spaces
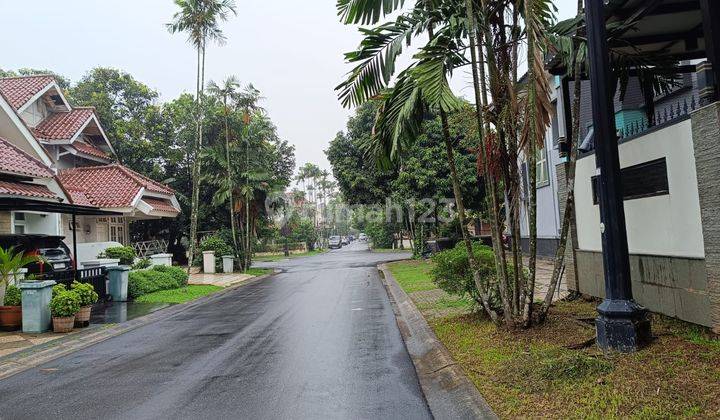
0,234,73,275
358,233,367,241
328,236,342,249
341,236,350,245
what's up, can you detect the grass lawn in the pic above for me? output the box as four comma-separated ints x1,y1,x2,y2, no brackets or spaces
135,285,222,304
386,260,720,419
253,249,326,262
243,267,272,276
371,247,410,253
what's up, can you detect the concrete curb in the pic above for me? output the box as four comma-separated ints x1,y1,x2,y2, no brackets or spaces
0,270,278,381
378,263,497,420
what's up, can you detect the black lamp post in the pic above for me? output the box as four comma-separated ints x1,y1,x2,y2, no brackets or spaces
585,0,651,352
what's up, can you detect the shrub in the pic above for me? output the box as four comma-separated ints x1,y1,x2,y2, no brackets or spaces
128,266,188,299
131,257,152,270
3,285,21,306
99,246,136,266
49,290,81,318
70,281,99,307
151,265,188,287
431,242,517,310
195,235,233,271
52,283,67,298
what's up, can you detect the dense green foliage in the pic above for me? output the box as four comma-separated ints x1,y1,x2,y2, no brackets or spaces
49,291,81,318
430,242,514,309
70,281,99,307
365,220,395,249
99,246,137,266
3,285,21,306
128,266,189,299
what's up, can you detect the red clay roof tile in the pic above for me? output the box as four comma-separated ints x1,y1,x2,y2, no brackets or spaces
57,164,174,208
33,108,95,141
0,75,55,110
0,137,53,178
0,180,57,200
71,142,111,160
142,197,180,214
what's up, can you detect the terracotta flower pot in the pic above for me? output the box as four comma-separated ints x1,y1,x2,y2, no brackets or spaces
75,305,92,324
0,306,22,331
52,316,75,333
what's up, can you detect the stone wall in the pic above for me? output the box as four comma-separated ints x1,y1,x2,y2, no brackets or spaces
0,211,11,234
691,101,720,333
575,250,711,327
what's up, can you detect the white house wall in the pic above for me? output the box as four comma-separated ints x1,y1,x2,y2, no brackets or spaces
574,119,705,258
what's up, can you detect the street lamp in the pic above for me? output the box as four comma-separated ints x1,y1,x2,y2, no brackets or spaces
585,0,651,352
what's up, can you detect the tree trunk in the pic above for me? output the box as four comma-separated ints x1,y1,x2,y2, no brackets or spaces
538,0,585,322
186,44,203,274
225,98,240,264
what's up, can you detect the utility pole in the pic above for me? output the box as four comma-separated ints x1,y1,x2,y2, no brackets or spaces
585,0,651,352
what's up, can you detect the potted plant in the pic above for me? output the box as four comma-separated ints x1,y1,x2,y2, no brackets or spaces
0,285,22,331
70,281,98,326
0,246,39,309
49,290,80,333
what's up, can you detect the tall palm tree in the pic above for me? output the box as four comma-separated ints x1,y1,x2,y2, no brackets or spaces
207,76,241,262
167,0,236,272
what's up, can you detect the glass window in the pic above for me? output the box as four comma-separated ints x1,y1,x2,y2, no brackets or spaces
536,148,549,186
12,212,26,234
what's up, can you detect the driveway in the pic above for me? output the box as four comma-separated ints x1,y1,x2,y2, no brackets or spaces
0,242,429,420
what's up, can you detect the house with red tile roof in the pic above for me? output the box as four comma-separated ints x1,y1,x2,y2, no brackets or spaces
0,74,180,262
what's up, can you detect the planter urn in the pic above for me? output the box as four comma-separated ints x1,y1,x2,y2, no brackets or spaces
20,280,56,333
75,305,92,327
107,266,129,302
52,316,75,333
0,306,22,331
202,251,216,274
222,255,234,274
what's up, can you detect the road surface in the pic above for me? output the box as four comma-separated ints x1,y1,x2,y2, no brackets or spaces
0,242,430,420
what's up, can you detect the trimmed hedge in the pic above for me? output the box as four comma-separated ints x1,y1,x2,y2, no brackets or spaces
99,246,136,266
128,265,189,299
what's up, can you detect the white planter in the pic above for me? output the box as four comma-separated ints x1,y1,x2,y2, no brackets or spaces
150,253,172,267
222,256,234,274
202,251,216,274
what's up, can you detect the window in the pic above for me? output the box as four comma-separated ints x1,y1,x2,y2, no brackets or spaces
591,158,668,204
109,217,126,244
12,212,25,234
536,147,549,186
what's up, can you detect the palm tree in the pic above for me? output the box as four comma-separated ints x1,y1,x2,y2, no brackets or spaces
167,0,236,273
207,76,241,262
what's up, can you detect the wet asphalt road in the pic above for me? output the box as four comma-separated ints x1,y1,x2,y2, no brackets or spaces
0,242,431,420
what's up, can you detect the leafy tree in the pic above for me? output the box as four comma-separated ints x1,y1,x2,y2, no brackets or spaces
70,67,163,176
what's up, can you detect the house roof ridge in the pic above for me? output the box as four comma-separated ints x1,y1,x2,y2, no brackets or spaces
0,74,55,81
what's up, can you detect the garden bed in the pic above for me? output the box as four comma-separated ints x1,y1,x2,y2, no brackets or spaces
387,260,720,418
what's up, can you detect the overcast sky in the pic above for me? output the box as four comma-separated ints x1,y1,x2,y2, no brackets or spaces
0,0,578,176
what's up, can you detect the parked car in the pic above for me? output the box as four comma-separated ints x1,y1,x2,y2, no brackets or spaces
0,235,73,275
341,236,350,245
358,233,367,241
329,236,342,249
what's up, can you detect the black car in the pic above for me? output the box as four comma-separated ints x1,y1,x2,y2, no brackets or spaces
0,234,73,275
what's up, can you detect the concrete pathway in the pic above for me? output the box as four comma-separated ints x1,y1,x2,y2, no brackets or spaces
0,330,71,358
188,271,254,287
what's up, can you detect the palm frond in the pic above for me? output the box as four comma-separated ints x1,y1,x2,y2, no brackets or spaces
337,0,406,25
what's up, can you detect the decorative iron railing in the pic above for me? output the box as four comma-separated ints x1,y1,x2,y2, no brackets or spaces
34,267,110,301
617,96,698,140
131,239,169,258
